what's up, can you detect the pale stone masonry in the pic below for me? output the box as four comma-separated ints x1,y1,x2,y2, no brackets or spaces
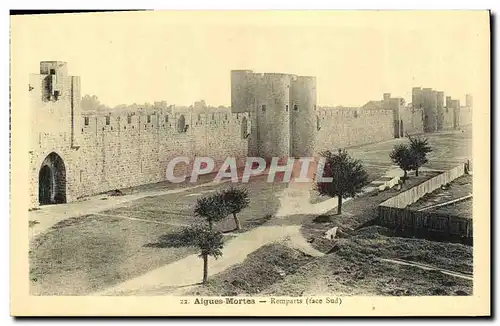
29,61,473,208
30,62,248,207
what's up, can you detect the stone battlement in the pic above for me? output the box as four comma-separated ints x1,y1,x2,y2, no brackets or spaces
28,61,472,208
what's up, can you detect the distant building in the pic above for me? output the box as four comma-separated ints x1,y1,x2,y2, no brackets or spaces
362,93,407,138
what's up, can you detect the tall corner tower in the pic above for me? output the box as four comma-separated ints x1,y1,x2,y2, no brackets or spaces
230,70,255,114
30,61,82,149
255,73,291,159
290,75,317,157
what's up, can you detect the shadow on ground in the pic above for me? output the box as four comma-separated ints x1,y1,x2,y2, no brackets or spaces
144,230,198,249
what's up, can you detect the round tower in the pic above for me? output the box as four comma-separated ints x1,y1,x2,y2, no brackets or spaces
230,70,255,114
290,76,317,157
254,73,291,159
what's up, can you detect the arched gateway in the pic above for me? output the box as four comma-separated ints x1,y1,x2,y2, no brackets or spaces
38,152,67,205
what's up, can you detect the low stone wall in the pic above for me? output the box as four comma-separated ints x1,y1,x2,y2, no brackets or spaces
377,164,471,242
377,206,473,242
380,164,466,209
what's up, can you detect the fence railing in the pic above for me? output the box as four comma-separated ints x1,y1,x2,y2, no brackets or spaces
380,164,466,209
378,205,473,240
377,163,472,242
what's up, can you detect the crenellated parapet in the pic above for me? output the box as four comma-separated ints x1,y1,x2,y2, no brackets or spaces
79,108,247,135
28,60,473,208
230,70,317,158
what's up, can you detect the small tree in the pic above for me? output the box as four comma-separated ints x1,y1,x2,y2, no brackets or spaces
180,225,224,285
390,144,415,182
408,135,433,176
194,193,229,230
221,187,250,231
316,149,369,215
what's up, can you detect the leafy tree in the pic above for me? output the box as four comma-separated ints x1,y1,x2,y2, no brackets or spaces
390,144,415,182
81,94,105,111
194,192,229,230
221,187,250,231
315,149,369,215
408,135,433,176
180,225,224,285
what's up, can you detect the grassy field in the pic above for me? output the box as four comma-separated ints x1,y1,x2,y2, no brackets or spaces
30,175,288,295
263,253,472,296
301,171,441,251
265,226,472,296
346,127,472,171
409,174,472,210
30,215,198,295
95,169,235,196
342,225,473,274
101,175,287,233
186,227,472,297
408,174,473,218
429,198,473,218
189,244,314,296
29,130,470,297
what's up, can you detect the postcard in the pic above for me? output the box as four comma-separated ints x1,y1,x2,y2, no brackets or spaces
10,10,490,316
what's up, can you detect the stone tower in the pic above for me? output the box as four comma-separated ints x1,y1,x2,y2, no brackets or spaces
413,87,438,133
382,93,405,138
30,61,82,149
254,73,291,159
29,61,82,206
230,70,317,159
290,76,316,157
436,91,445,131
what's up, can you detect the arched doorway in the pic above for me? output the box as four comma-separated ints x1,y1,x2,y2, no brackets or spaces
38,152,67,205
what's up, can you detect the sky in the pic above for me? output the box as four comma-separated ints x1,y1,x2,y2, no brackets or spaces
11,11,489,108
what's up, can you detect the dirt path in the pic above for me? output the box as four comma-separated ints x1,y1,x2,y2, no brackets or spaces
29,180,229,239
283,232,325,258
31,156,470,296
95,179,338,296
106,164,405,296
275,187,353,218
95,224,323,296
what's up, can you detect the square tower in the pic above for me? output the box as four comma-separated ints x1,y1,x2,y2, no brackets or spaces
30,61,81,149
